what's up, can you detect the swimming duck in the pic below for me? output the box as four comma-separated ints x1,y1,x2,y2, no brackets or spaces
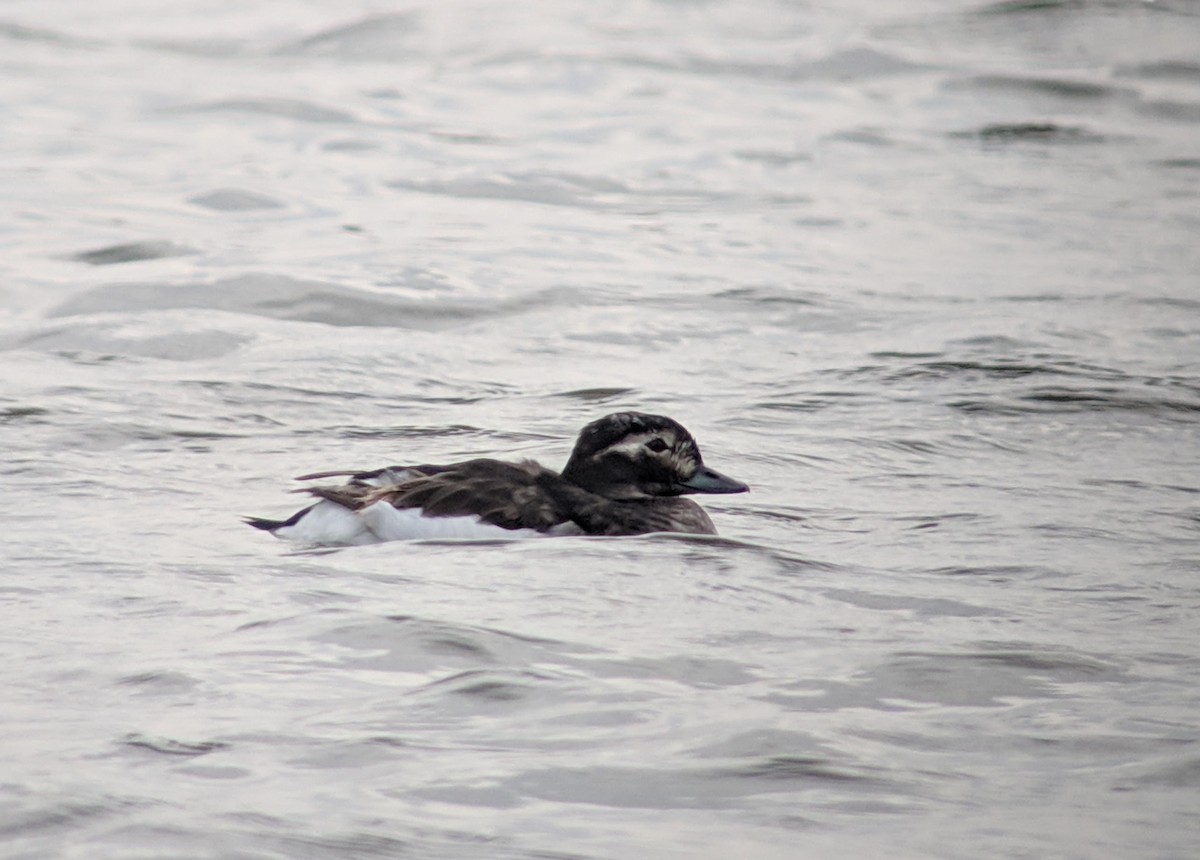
246,412,748,544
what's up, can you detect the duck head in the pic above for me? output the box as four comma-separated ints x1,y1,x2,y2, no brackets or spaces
561,412,749,501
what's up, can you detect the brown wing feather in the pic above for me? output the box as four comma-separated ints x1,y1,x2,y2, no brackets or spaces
296,458,717,536
304,483,376,509
382,459,570,531
303,459,573,532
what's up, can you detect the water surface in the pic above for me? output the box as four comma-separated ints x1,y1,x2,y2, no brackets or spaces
2,1,1199,858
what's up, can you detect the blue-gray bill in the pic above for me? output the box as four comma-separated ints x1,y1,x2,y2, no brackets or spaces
676,466,750,495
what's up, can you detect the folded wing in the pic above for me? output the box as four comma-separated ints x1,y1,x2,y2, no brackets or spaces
306,459,574,533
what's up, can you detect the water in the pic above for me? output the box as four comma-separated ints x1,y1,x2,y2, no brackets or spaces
3,1,1199,857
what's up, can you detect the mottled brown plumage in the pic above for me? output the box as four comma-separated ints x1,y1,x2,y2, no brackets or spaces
311,460,567,531
248,412,747,542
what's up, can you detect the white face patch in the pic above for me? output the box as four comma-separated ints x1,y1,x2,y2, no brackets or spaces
667,447,698,480
594,429,700,482
594,430,679,459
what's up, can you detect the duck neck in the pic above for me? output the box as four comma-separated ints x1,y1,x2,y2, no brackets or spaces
560,455,645,500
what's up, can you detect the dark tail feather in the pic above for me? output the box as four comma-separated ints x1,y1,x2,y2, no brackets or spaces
244,504,315,532
244,516,286,531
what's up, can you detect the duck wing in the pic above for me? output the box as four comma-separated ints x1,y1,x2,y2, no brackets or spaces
294,464,451,485
306,458,576,533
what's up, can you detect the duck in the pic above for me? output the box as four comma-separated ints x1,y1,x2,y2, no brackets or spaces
245,411,748,545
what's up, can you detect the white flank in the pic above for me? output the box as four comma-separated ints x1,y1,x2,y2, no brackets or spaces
272,500,380,545
358,502,542,541
271,498,585,545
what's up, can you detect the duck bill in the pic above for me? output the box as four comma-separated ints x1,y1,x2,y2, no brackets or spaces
676,465,749,495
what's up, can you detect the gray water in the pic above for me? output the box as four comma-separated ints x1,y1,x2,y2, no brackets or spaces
3,1,1199,857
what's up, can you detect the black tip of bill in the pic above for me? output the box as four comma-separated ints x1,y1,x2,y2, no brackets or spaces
676,465,750,495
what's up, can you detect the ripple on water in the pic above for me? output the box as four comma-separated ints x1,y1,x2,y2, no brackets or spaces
0,795,129,842
827,351,1200,418
66,241,197,266
548,386,639,403
308,612,595,674
950,122,1109,144
0,405,51,425
169,97,358,124
1115,60,1200,82
951,384,1200,417
5,318,251,361
386,171,634,211
122,733,230,757
188,188,286,211
949,73,1124,101
2,1,1198,857
116,670,199,696
274,12,421,59
45,274,568,330
407,668,561,707
494,755,893,813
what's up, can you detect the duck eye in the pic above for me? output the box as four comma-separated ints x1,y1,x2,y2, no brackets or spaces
645,438,669,453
